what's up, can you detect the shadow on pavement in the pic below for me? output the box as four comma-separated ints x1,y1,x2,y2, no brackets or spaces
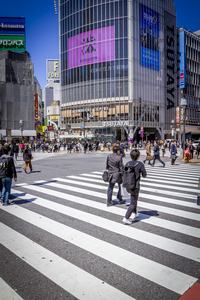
133,210,159,223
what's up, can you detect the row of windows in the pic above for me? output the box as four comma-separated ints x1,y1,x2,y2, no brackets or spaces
186,83,200,98
60,0,127,21
186,35,200,51
60,15,128,38
187,59,200,75
187,71,200,87
61,59,128,85
61,103,160,124
62,80,128,102
186,46,200,63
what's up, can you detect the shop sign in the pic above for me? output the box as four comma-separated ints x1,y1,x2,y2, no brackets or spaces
0,35,25,52
102,120,129,127
0,17,25,35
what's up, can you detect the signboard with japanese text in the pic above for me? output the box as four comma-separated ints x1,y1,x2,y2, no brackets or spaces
139,4,160,71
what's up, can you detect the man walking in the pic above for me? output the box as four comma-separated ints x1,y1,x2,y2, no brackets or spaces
122,149,147,224
170,140,177,165
0,146,17,206
152,141,165,167
106,144,124,206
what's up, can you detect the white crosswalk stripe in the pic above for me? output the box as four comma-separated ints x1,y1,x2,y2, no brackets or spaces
0,277,23,300
0,164,200,299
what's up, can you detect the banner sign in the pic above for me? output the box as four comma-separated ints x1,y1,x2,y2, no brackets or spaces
67,25,115,69
0,17,25,35
179,31,186,89
139,4,160,71
46,59,60,82
102,120,129,127
0,35,25,52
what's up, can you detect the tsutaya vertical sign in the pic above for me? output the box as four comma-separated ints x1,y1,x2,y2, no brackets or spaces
165,12,177,110
164,11,177,129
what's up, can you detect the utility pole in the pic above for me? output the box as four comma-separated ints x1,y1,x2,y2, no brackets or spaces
180,98,187,158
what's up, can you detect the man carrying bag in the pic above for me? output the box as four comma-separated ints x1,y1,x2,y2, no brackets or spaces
106,144,124,206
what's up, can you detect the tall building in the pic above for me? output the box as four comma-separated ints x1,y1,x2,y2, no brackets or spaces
0,16,37,140
178,28,200,139
59,0,177,141
34,77,43,127
44,59,61,126
0,51,35,139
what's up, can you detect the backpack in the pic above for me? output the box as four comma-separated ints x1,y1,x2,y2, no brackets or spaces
122,162,139,191
0,156,9,178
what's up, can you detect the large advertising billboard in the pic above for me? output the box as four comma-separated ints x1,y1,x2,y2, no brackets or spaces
139,4,160,71
67,25,115,69
179,31,186,89
0,17,25,35
0,35,25,52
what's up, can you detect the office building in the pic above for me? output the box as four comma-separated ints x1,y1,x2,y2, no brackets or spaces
0,50,35,139
178,28,200,139
44,59,61,126
59,0,177,141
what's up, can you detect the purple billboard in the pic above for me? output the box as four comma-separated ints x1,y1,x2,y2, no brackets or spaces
67,26,115,69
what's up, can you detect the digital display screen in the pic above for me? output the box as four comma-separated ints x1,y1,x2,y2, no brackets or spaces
67,25,115,69
139,4,160,71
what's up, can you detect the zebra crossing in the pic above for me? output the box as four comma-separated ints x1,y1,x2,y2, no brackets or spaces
0,163,200,300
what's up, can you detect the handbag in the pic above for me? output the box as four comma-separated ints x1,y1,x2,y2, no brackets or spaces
102,170,109,182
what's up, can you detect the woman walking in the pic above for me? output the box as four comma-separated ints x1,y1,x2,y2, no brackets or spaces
23,147,33,173
143,141,152,165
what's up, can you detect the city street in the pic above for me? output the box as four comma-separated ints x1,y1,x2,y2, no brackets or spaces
0,151,200,300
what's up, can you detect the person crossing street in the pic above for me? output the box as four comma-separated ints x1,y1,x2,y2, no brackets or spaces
152,141,165,167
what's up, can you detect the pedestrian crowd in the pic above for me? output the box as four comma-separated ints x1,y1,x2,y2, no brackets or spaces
104,138,200,225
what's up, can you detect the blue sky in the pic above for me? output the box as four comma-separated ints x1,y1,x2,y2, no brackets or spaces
0,0,200,89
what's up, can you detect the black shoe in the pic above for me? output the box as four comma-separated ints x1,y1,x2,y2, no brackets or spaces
118,200,126,204
163,164,165,168
107,201,113,207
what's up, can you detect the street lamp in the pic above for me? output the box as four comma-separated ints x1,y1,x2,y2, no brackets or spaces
19,120,24,140
180,98,187,157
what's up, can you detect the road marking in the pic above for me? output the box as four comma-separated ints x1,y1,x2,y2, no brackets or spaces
87,173,199,193
141,181,199,193
0,209,197,295
142,178,197,187
0,277,23,300
69,174,199,184
64,176,199,208
0,222,134,300
21,184,200,221
10,189,200,260
142,168,200,177
86,171,199,180
12,189,200,238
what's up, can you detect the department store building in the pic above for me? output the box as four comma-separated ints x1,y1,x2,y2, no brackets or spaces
59,0,177,141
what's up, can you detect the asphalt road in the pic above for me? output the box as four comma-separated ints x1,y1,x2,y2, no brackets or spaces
0,151,200,300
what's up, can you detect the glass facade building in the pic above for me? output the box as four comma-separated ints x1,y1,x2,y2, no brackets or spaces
59,0,177,141
179,28,200,138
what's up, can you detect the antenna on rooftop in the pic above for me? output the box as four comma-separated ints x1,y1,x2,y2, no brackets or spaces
54,0,58,15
